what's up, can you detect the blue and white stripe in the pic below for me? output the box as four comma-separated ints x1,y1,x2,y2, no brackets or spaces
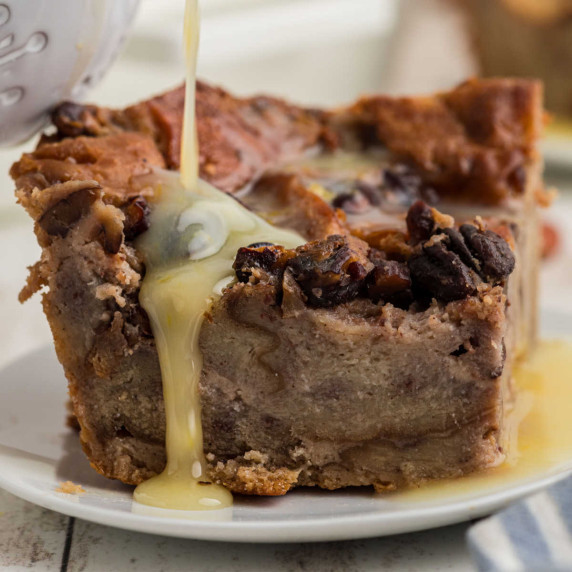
467,476,572,571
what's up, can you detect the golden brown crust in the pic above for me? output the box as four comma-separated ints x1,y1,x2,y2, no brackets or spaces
43,78,544,205
50,82,332,194
12,133,165,204
209,458,301,496
340,78,543,205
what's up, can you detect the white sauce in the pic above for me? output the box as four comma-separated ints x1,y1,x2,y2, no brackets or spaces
133,0,303,511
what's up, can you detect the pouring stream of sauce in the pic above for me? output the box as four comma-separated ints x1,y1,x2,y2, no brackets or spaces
133,0,303,510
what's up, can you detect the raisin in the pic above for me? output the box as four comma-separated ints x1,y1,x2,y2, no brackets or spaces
406,200,435,243
287,235,373,307
332,190,371,215
460,224,515,281
409,240,477,302
123,197,150,241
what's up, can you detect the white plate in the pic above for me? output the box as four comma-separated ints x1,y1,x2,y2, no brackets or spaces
0,312,570,543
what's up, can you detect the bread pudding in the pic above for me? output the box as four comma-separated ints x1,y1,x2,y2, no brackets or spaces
13,78,546,494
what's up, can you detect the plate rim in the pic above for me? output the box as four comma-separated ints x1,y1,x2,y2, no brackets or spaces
1,461,570,542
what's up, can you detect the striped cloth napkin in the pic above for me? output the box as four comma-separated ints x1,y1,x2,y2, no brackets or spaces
467,476,572,571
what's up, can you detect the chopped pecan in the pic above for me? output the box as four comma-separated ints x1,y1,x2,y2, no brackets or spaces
96,225,123,255
92,201,124,255
356,229,412,262
233,243,292,284
38,186,99,238
366,259,411,304
287,235,373,307
440,227,476,270
460,224,515,281
404,201,515,303
232,202,515,309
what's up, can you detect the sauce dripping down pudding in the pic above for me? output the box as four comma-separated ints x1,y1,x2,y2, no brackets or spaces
133,0,303,510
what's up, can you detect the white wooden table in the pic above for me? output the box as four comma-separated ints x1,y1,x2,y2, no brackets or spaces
0,489,475,571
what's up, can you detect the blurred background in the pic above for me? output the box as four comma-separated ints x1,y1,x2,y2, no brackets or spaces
1,0,572,368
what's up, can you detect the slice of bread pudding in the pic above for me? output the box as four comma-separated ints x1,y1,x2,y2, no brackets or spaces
13,78,545,493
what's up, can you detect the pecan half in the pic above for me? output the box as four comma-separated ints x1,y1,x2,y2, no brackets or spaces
409,239,477,302
440,227,476,270
460,224,515,281
38,186,99,238
366,259,411,304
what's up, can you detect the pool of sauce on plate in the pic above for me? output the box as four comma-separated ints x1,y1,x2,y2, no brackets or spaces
395,340,572,502
133,0,572,511
132,0,303,511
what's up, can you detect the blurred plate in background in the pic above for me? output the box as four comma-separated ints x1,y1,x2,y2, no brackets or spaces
542,122,572,170
116,0,398,107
